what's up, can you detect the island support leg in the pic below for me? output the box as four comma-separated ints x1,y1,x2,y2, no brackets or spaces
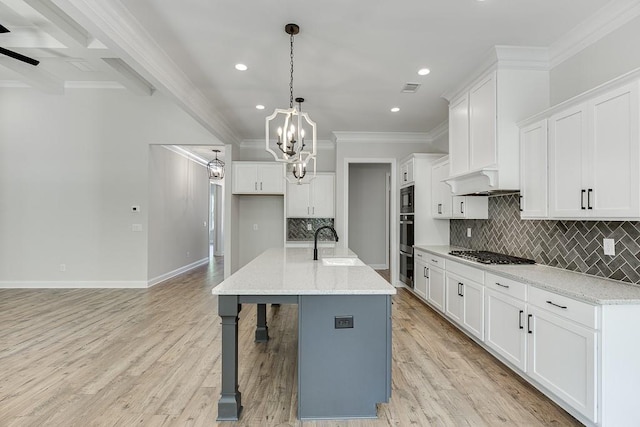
255,303,269,342
217,295,242,421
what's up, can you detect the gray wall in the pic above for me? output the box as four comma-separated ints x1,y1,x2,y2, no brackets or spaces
148,146,210,281
238,141,336,172
348,164,390,267
550,15,640,105
0,87,216,287
237,196,284,268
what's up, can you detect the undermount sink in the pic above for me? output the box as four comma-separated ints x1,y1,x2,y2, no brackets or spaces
321,257,365,267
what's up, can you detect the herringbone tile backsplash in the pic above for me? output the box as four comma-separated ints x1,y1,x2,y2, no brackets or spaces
287,218,335,241
450,194,640,284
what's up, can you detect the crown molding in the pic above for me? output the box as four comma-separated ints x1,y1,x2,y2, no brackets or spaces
64,80,125,89
0,81,30,88
549,0,640,68
52,0,240,146
442,46,549,102
332,131,432,144
426,120,448,141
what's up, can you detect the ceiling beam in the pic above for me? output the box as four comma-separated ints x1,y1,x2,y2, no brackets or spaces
0,57,64,93
101,57,154,96
51,0,241,145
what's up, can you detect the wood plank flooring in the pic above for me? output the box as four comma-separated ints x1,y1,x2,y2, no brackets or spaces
0,257,582,426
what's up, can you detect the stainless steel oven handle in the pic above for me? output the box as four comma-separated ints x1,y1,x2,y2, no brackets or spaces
400,221,414,224
399,250,413,257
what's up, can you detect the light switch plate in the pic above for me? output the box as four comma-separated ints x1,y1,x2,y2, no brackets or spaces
307,223,312,231
603,238,615,256
467,228,472,238
253,223,258,231
132,224,142,232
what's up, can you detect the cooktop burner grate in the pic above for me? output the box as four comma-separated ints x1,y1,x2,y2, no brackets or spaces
448,250,536,265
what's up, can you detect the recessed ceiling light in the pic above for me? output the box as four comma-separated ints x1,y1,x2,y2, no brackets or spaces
235,63,248,71
391,107,400,113
418,68,431,76
256,105,265,110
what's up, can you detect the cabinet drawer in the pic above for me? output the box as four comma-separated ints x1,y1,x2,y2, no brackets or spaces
529,286,598,329
447,260,484,284
485,273,527,301
427,254,445,269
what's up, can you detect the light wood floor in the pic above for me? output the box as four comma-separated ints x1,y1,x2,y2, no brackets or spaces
0,258,582,426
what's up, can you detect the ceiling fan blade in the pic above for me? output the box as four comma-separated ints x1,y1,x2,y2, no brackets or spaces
0,24,9,33
0,47,39,66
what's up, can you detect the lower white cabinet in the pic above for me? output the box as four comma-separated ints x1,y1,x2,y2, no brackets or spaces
485,289,527,371
427,264,445,313
445,271,484,340
527,305,597,423
445,273,464,324
414,256,428,299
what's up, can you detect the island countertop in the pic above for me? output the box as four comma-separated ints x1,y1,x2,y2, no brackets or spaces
212,247,397,296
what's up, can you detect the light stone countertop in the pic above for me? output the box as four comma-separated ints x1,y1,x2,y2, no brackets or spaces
415,245,640,305
212,247,396,296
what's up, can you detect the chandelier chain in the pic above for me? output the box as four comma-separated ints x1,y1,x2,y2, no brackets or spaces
289,32,294,109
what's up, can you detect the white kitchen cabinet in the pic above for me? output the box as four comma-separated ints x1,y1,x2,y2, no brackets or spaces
485,289,527,371
431,157,453,219
449,94,470,176
549,82,640,219
520,120,548,218
526,304,596,422
452,196,488,219
414,256,428,300
400,157,415,185
445,273,464,325
427,263,445,313
232,162,285,194
445,65,548,195
445,265,484,341
469,72,497,171
286,173,335,218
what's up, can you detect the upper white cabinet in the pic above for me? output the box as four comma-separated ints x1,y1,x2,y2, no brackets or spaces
548,82,640,219
232,162,285,195
286,173,335,218
520,120,548,218
400,157,415,186
452,196,488,219
446,66,549,195
431,157,453,218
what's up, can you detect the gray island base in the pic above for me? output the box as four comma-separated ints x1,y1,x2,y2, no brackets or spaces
212,248,396,421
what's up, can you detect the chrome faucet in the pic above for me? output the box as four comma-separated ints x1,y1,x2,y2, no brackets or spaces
314,226,339,260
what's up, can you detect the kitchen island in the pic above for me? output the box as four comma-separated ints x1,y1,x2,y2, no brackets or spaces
212,247,396,421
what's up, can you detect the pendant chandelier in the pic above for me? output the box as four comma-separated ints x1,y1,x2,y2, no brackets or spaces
265,23,317,182
207,149,225,180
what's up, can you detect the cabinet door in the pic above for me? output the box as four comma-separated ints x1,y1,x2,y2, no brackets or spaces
589,83,640,217
548,104,589,218
520,120,548,218
427,266,445,313
449,94,470,176
462,279,484,341
445,273,464,325
485,289,526,371
258,164,284,194
287,181,311,217
431,161,452,218
452,196,465,218
414,258,428,299
232,163,259,193
527,306,596,422
311,174,335,218
400,159,414,184
469,72,497,170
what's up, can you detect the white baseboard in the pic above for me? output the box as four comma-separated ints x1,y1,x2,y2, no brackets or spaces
147,257,209,287
370,264,389,270
0,280,148,289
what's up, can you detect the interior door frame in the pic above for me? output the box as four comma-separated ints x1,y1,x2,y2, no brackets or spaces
343,158,397,285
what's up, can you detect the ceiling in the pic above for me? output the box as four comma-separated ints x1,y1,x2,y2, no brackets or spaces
0,0,632,145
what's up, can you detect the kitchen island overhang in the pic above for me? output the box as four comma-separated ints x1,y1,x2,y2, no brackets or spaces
212,247,396,421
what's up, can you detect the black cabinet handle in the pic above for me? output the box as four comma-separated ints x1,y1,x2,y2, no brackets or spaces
581,189,586,210
527,314,533,334
519,195,523,212
404,172,407,181
460,201,464,214
519,310,524,329
495,282,510,289
458,282,464,297
587,189,593,210
438,203,442,214
425,267,429,279
546,300,568,309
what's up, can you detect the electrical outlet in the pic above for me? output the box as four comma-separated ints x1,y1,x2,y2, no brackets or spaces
59,264,66,272
253,223,258,231
132,224,142,232
603,238,615,256
467,228,472,238
307,223,312,231
334,316,354,329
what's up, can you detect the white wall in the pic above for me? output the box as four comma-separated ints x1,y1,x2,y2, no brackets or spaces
147,146,209,282
550,15,640,105
348,163,390,267
237,196,284,268
0,87,217,287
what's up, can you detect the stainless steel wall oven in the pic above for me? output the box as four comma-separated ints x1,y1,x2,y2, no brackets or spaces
399,214,414,287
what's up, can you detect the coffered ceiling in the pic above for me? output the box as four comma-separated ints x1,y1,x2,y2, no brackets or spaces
1,0,637,146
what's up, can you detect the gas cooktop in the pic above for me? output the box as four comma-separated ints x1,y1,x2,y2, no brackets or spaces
448,250,535,265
